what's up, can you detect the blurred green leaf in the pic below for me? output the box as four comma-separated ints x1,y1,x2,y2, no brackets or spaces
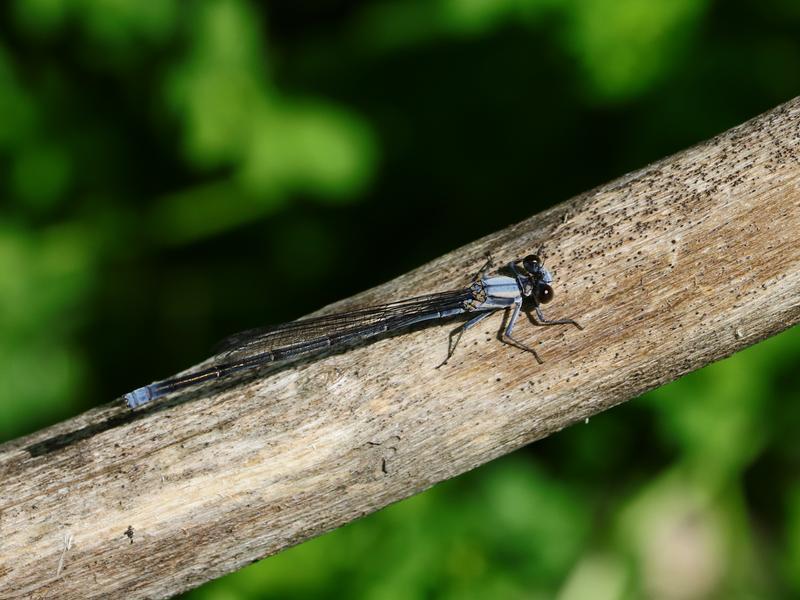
14,0,177,48
0,47,38,148
12,0,69,37
78,0,177,44
11,140,72,209
0,225,94,436
558,553,629,600
785,484,800,593
237,100,376,199
164,0,376,241
563,0,709,101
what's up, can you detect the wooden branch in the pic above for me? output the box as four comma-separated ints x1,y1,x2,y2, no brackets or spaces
2,97,799,600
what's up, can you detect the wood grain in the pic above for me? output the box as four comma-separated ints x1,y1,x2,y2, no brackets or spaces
1,97,799,599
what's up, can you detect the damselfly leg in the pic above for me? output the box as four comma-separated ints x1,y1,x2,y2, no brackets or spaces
436,311,493,368
500,298,543,364
530,305,584,330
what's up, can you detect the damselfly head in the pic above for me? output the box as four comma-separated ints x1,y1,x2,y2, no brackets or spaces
522,254,542,274
515,253,555,304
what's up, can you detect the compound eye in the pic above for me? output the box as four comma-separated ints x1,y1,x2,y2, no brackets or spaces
522,254,542,273
537,283,554,304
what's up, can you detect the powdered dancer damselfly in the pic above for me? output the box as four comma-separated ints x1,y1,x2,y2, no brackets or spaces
123,254,581,408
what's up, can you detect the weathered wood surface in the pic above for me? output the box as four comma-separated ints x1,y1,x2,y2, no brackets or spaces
1,97,799,599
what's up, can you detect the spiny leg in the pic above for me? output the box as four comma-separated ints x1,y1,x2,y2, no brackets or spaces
436,311,493,368
530,305,583,330
499,299,543,364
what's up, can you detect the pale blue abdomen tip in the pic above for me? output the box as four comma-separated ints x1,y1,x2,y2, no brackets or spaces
124,386,152,409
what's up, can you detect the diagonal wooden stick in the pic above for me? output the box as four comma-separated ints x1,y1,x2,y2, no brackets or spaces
1,97,799,599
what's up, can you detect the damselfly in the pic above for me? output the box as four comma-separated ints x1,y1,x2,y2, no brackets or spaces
123,254,581,408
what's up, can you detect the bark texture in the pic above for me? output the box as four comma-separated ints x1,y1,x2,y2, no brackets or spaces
1,98,799,599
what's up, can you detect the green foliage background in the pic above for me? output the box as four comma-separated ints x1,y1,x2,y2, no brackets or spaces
1,0,798,597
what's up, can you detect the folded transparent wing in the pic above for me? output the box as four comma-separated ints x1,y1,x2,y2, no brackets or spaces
214,288,473,364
